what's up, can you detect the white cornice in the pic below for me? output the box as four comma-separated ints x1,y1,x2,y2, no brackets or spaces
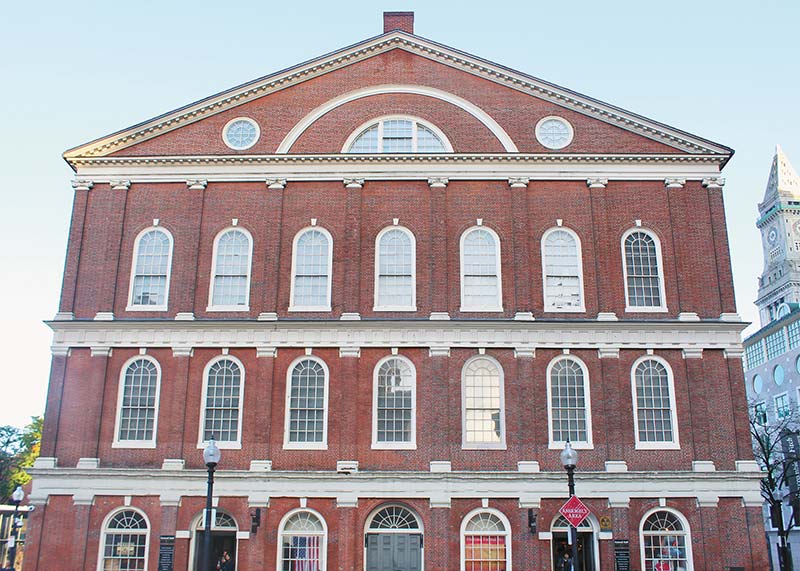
48,319,746,353
63,32,731,163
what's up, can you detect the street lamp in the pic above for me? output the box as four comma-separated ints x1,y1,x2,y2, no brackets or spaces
560,441,580,571
202,437,221,571
6,485,24,570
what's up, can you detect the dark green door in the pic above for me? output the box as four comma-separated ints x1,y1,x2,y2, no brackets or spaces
366,533,422,571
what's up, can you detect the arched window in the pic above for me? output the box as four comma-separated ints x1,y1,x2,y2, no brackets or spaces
114,357,161,447
374,227,416,310
209,228,252,310
373,356,416,448
632,357,679,448
640,509,692,571
622,229,666,311
199,357,244,447
462,357,506,448
99,509,149,571
344,117,450,154
285,357,329,448
541,228,584,311
127,228,173,310
460,509,511,571
547,356,593,448
278,509,327,571
460,227,503,312
367,505,422,531
290,228,333,311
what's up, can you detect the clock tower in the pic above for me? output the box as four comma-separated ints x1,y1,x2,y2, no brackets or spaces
756,145,800,325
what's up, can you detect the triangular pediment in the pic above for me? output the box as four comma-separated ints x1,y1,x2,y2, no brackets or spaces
63,30,732,165
761,145,800,209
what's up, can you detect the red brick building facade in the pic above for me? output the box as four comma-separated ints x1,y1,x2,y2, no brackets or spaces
27,12,766,571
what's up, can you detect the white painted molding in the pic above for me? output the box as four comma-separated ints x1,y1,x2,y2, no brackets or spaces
72,494,95,506
682,348,704,359
236,531,250,540
161,459,185,471
735,460,761,472
538,532,553,540
339,347,361,358
508,177,529,188
257,312,278,321
53,312,74,321
429,494,451,508
256,346,278,358
517,461,540,473
186,179,207,190
249,460,272,471
677,312,700,322
175,530,191,539
604,461,628,473
340,312,361,321
172,346,193,357
94,312,114,321
175,312,195,321
51,346,70,357
337,461,359,474
90,346,112,357
513,311,535,321
71,179,94,191
664,178,686,189
518,495,541,509
33,457,57,469
598,531,613,540
266,178,287,190
607,497,631,509
596,312,618,321
343,178,364,189
427,177,449,188
587,178,608,189
514,347,536,359
724,348,745,359
429,312,450,320
719,313,742,322
429,461,451,473
597,347,620,359
76,458,100,469
429,347,451,357
336,495,359,507
696,495,719,507
692,461,716,472
110,179,131,191
160,495,181,507
702,177,726,189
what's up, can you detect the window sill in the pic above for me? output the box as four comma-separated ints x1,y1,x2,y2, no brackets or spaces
549,441,593,450
634,442,680,450
206,306,250,312
126,305,168,312
462,443,507,450
288,306,332,312
371,443,417,450
196,441,242,450
373,306,418,312
625,306,668,313
112,441,157,449
283,443,328,450
459,306,504,313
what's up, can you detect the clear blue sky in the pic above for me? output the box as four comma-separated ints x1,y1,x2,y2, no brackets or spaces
0,0,798,428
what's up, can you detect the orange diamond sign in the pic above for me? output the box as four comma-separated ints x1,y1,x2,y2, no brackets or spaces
559,496,591,528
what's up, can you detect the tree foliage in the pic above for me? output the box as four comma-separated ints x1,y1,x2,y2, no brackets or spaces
0,416,42,503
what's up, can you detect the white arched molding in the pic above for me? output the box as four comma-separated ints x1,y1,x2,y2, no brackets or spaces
126,226,174,311
540,226,585,313
372,355,417,450
188,509,238,571
97,507,151,571
638,507,694,571
461,355,507,450
276,508,328,571
197,355,246,449
207,227,253,312
630,355,680,450
284,355,330,450
113,355,162,449
546,355,593,450
342,115,453,153
460,507,512,571
621,227,667,313
364,503,425,533
550,513,601,570
277,84,518,153
374,225,417,311
289,226,334,312
460,226,503,312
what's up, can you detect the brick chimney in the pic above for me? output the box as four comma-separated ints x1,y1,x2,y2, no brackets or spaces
383,11,414,34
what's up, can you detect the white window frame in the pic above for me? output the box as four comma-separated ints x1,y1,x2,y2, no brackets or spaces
97,507,151,571
197,355,245,450
112,355,161,449
461,355,507,450
342,114,453,153
276,508,328,571
540,226,585,313
459,507,512,571
284,355,330,450
638,507,694,571
126,226,174,311
459,226,504,312
775,391,791,420
546,355,594,450
372,355,417,450
631,355,680,450
207,227,253,312
373,225,417,311
621,228,668,313
289,227,334,312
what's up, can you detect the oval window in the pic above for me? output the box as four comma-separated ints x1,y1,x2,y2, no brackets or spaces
753,374,764,394
774,364,785,386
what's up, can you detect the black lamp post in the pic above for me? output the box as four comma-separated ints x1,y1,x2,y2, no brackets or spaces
6,485,24,571
560,440,580,571
202,437,221,571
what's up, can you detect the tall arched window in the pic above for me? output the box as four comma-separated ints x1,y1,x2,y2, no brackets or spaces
344,116,451,153
462,357,506,449
127,227,173,310
374,227,416,311
373,356,416,448
640,509,692,571
208,228,252,310
114,356,161,447
290,228,333,311
460,227,503,312
547,356,593,448
460,509,511,571
541,227,584,311
99,509,149,571
199,357,244,447
632,357,679,449
285,357,329,449
278,509,327,571
622,229,666,311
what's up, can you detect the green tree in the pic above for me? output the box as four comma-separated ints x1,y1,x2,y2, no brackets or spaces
0,416,42,502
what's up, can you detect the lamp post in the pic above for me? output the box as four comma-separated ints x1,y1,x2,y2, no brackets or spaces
6,485,24,571
202,437,221,571
560,441,580,571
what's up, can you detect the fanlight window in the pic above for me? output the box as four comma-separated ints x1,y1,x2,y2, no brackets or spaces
117,358,159,443
201,359,243,444
368,506,420,530
633,359,676,445
549,358,591,445
347,118,447,153
624,230,664,309
542,229,583,310
130,229,172,308
374,358,415,446
210,229,251,308
280,511,326,571
641,511,691,571
462,511,509,571
100,510,148,571
197,511,237,530
552,515,592,530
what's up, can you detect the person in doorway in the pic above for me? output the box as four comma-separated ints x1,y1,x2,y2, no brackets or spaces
219,550,233,571
557,551,574,571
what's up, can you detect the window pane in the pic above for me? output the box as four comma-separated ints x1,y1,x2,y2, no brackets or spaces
463,229,500,309
348,125,379,153
377,229,414,307
212,230,250,306
544,230,582,309
376,358,414,443
382,119,413,153
131,230,170,306
289,360,326,443
464,359,503,444
642,511,689,571
635,360,674,442
203,359,242,442
103,511,148,571
550,359,588,443
625,232,662,307
294,230,330,307
416,124,446,152
118,360,158,442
